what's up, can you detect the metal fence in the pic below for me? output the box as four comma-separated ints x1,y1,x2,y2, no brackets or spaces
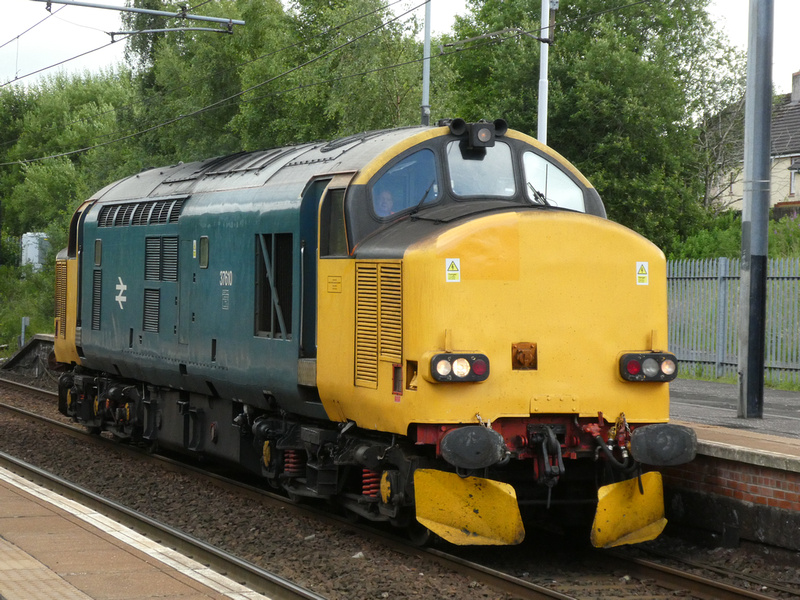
668,258,800,385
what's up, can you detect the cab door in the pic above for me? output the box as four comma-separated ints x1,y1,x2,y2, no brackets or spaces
310,173,355,419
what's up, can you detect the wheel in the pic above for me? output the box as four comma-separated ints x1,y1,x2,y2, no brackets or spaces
407,522,433,547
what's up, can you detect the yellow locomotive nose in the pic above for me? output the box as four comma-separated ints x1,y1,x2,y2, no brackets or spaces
398,209,671,429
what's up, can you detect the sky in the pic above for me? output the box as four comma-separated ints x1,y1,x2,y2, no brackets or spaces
1,0,799,92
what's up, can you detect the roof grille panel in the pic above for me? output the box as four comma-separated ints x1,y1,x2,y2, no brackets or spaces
96,197,187,227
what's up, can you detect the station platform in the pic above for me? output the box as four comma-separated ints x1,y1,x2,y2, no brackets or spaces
670,378,800,468
0,467,264,600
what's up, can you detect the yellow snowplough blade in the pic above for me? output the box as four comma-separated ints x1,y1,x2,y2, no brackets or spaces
591,471,667,548
414,469,525,545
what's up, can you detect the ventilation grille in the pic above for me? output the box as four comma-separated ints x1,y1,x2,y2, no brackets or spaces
355,263,378,387
379,264,402,362
55,261,67,338
143,289,160,333
91,270,102,330
162,237,178,280
355,261,402,388
145,236,179,282
145,238,161,280
98,197,186,227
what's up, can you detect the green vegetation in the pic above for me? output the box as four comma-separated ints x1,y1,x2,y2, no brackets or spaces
670,210,800,260
0,0,766,353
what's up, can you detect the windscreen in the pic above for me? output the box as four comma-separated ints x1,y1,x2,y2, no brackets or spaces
446,141,516,198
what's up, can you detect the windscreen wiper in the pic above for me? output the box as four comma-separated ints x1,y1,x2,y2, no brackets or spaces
409,179,436,215
527,182,551,206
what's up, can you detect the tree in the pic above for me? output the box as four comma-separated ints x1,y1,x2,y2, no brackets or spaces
4,158,84,236
443,0,744,254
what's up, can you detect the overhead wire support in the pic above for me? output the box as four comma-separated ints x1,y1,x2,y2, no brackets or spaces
109,27,232,42
441,27,552,52
31,0,245,27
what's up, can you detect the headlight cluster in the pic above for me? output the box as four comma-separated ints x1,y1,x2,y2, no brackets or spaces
619,353,678,382
431,353,490,382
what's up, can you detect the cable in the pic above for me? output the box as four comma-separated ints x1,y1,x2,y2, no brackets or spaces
1,0,658,165
0,26,498,168
0,0,425,161
0,5,66,50
1,36,130,88
0,0,409,148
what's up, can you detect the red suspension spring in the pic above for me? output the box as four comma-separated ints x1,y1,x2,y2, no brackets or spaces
284,449,305,476
362,469,381,499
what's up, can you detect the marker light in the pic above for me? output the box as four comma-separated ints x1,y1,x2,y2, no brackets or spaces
436,359,452,377
661,359,677,376
430,353,490,382
452,358,471,378
619,353,678,382
642,358,660,377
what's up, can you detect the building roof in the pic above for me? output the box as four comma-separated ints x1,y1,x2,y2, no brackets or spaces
772,93,800,156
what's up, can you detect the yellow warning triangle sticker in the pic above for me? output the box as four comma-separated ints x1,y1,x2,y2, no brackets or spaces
638,264,647,275
448,261,459,271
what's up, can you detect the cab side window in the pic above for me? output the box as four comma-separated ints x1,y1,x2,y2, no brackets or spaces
523,151,586,212
320,188,349,256
371,149,439,218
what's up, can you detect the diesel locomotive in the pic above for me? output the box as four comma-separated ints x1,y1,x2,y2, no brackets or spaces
53,120,696,547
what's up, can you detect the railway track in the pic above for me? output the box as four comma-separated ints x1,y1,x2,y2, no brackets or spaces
0,375,795,600
0,450,325,600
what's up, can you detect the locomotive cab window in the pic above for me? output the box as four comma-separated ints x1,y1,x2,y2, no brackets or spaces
523,152,586,212
371,149,439,218
447,141,515,198
320,188,349,257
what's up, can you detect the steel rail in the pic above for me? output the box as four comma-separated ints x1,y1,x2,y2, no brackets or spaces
0,374,58,398
598,551,782,600
0,450,323,600
1,376,790,600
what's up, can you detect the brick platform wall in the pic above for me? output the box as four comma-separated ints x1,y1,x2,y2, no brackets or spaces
660,455,800,550
662,455,800,511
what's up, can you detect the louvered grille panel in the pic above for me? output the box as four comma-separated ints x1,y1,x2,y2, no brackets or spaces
104,206,119,227
97,199,186,227
91,270,102,330
151,201,169,224
145,238,161,280
162,237,178,281
379,264,403,362
55,261,67,337
143,289,160,332
115,204,132,226
132,203,148,225
168,199,184,223
355,263,379,387
97,206,111,227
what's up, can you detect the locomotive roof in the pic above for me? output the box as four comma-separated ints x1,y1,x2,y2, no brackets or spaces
90,126,431,206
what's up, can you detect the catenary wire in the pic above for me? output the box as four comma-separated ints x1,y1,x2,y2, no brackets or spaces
0,4,66,50
1,0,660,166
0,0,425,161
0,0,410,148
